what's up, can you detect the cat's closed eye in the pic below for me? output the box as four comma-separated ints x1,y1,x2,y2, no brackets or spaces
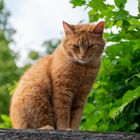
73,45,79,48
72,44,98,49
88,44,99,49
88,44,95,48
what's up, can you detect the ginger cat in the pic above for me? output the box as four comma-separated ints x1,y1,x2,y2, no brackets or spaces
10,21,105,130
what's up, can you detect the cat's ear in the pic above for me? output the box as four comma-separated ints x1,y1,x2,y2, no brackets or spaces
63,21,74,36
92,21,104,36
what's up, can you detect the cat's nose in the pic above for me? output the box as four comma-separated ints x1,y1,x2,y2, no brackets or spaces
79,48,87,60
79,54,86,60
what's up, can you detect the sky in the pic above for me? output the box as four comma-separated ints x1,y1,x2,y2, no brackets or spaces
4,0,138,66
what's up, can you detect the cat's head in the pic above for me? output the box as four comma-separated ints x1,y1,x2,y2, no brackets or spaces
61,21,105,64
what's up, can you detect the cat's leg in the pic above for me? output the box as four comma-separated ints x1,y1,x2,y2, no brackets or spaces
10,91,55,129
70,99,86,130
70,85,90,130
53,87,73,130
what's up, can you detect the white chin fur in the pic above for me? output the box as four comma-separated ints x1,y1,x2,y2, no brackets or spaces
75,59,88,64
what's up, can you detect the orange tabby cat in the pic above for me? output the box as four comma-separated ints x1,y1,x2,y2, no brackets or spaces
10,21,105,130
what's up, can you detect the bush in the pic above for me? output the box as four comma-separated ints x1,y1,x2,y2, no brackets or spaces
71,0,140,132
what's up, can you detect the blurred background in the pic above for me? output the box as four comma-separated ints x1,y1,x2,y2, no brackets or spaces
0,0,140,132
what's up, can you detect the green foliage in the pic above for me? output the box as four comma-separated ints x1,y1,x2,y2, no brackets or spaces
0,83,16,116
28,51,40,60
0,0,23,126
0,2,19,84
0,114,12,128
70,0,86,7
42,39,60,54
71,0,140,132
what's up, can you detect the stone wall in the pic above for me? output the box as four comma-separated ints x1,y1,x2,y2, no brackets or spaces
0,129,140,140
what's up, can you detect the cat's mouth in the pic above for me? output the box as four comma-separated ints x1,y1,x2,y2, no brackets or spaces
74,58,89,64
73,55,97,65
63,52,90,64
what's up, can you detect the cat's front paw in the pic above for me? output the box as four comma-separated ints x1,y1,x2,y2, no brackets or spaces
40,125,54,130
65,128,72,131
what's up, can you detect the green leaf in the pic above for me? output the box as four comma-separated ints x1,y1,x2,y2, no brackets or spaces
129,123,139,130
70,0,86,7
0,123,7,128
98,124,108,131
128,26,136,31
129,18,140,25
0,114,12,128
0,0,4,11
90,124,97,130
28,51,39,60
123,86,140,104
1,114,11,124
138,0,140,17
84,103,95,115
109,103,127,120
119,57,131,66
109,86,140,119
114,0,127,9
82,110,103,130
116,20,123,27
90,111,102,124
88,0,101,9
125,73,140,84
89,13,99,22
136,73,140,78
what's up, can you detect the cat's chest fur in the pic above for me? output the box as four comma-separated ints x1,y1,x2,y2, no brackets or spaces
51,51,100,95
